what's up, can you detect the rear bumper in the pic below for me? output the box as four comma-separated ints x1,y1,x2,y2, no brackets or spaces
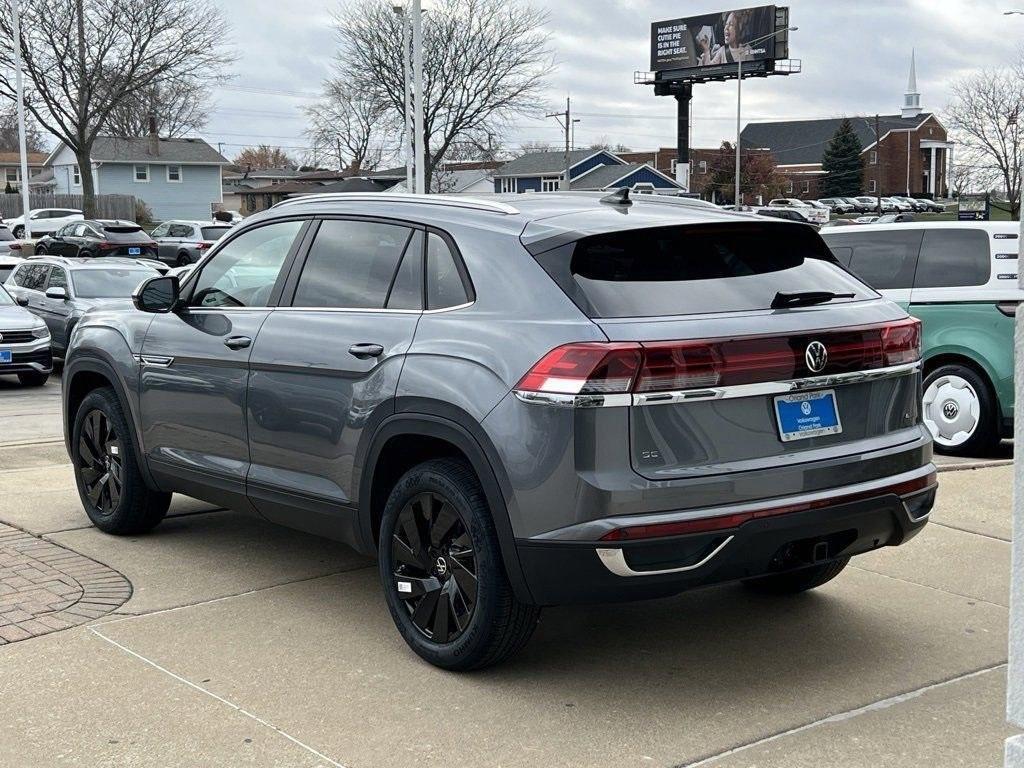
515,465,935,606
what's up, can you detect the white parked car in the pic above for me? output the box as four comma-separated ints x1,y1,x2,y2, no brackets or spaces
4,208,84,239
766,198,830,224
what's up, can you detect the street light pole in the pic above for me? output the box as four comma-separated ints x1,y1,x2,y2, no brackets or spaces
734,26,797,208
393,5,413,191
411,0,425,194
11,0,31,240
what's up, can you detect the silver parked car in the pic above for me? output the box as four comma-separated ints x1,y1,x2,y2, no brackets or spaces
61,191,936,669
150,220,233,267
0,282,52,386
5,256,160,358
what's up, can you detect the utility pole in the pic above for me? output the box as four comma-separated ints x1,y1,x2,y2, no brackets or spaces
546,97,572,191
11,0,31,239
735,58,742,207
875,114,883,215
393,4,413,191
411,0,425,194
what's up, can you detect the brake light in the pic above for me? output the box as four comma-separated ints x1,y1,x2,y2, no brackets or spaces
599,470,937,541
8,243,20,251
880,317,921,366
516,320,922,397
196,242,212,250
515,343,641,394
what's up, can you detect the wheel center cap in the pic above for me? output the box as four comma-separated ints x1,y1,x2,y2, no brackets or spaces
434,556,448,577
941,400,959,420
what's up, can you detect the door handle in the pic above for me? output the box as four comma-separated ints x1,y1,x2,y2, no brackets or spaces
348,343,384,359
223,335,252,350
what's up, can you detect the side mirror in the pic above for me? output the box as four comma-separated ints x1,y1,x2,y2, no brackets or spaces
45,286,67,301
15,295,28,307
133,275,179,313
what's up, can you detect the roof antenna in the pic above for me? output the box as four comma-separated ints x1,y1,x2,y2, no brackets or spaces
600,187,632,207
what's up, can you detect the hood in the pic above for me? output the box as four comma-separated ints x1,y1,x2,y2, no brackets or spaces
0,303,44,330
74,297,135,312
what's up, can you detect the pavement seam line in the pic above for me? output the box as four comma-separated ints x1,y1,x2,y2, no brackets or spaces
675,662,1008,768
848,564,1009,609
94,566,375,628
88,625,349,768
930,520,1012,543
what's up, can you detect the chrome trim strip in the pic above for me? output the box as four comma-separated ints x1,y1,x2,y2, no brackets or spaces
138,355,174,368
595,536,734,578
514,361,921,408
271,192,520,215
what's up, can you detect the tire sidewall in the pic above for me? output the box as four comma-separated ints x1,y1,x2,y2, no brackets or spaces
923,363,997,456
71,388,143,531
378,460,505,668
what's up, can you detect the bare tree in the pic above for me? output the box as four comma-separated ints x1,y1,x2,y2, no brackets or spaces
945,58,1024,217
0,0,234,216
304,82,389,173
589,137,632,153
104,77,215,137
233,145,297,170
0,99,47,153
332,0,552,190
515,139,553,156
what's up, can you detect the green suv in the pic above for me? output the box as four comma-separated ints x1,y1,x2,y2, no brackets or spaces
822,221,1019,455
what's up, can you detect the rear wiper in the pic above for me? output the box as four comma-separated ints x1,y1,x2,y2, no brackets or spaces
771,290,855,309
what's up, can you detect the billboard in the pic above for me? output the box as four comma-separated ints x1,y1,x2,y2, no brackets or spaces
650,6,784,73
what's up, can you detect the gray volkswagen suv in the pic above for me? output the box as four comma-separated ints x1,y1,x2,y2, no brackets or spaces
62,192,936,669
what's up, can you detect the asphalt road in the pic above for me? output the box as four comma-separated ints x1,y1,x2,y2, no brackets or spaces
0,374,1015,767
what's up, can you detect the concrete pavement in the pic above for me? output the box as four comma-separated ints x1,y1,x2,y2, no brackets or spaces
0,378,1015,767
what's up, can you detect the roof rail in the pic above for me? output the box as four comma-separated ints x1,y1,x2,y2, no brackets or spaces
271,192,519,215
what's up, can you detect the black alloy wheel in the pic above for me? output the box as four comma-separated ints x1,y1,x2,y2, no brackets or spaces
77,409,123,515
391,490,477,644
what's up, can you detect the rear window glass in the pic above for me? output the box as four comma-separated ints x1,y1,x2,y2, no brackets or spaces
915,229,990,288
102,227,146,241
821,229,923,290
201,227,230,241
533,223,874,318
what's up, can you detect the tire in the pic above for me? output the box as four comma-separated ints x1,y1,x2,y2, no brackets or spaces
379,458,540,671
176,252,192,267
742,557,850,595
922,363,1000,457
72,386,170,534
33,245,46,256
17,371,49,387
12,225,23,239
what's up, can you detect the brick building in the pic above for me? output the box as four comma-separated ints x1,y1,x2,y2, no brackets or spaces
740,53,951,199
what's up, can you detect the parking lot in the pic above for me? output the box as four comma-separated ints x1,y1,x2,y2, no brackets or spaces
0,375,1013,767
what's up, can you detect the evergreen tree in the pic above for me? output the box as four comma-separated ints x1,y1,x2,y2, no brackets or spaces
821,118,864,197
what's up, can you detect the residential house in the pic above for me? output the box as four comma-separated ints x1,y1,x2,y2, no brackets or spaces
0,152,52,191
492,149,681,193
48,135,229,220
222,167,305,212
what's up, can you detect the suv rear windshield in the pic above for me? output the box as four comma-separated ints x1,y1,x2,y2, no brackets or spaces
201,227,230,241
101,226,147,241
532,222,874,318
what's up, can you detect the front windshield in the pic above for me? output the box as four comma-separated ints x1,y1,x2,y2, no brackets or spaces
0,284,13,306
72,269,153,298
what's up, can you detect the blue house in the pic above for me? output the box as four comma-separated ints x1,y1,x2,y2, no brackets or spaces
493,149,682,194
47,135,229,220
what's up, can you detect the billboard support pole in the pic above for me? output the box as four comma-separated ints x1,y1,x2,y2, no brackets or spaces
11,0,31,240
734,57,742,206
675,83,692,191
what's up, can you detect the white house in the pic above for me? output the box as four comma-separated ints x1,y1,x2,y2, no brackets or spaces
47,135,230,220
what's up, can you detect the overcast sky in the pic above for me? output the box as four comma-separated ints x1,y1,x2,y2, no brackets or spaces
205,0,1022,163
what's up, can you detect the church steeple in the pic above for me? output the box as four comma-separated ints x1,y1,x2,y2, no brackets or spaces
902,49,922,118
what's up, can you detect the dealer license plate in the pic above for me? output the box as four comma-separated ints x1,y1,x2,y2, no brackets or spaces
774,389,842,442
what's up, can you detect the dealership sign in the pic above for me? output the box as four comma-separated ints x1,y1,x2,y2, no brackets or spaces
650,5,785,73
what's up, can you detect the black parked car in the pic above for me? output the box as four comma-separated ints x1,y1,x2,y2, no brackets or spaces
36,220,158,260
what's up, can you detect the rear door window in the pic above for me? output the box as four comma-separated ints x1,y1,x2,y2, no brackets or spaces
291,219,413,309
533,222,873,318
821,229,923,290
914,229,990,288
22,264,51,291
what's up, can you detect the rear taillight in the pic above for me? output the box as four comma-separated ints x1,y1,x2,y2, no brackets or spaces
880,317,921,366
516,320,922,398
515,343,641,394
9,243,20,251
196,242,212,250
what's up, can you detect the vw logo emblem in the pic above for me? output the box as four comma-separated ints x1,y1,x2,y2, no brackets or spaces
0,333,4,342
800,401,812,416
942,400,959,420
805,341,828,373
435,556,448,576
